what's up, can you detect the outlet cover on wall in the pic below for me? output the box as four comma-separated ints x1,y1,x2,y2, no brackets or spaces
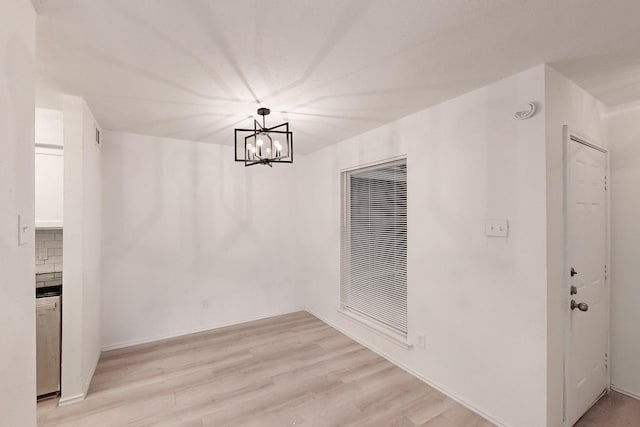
485,219,509,237
416,333,426,349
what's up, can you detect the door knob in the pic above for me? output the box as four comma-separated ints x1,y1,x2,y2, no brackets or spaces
571,300,588,311
570,267,578,277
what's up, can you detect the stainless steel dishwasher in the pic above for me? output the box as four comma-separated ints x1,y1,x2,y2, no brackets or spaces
36,286,61,398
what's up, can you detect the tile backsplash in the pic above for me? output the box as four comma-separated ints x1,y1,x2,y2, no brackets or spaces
35,229,63,275
36,272,62,288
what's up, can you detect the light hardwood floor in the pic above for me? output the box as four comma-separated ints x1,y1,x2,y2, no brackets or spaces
38,311,494,426
575,390,640,427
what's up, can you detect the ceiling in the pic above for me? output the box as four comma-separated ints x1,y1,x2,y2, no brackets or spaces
35,0,640,153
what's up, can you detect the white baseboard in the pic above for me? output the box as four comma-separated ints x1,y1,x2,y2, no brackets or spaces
58,392,85,406
611,384,640,401
101,308,305,352
305,308,506,427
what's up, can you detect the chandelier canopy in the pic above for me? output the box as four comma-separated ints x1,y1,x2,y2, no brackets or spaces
234,108,293,167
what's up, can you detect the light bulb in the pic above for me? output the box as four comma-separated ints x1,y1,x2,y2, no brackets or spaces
266,147,271,154
257,138,264,146
249,146,256,153
247,143,253,150
274,140,282,149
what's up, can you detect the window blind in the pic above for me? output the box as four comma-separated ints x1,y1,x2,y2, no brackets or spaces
341,159,407,336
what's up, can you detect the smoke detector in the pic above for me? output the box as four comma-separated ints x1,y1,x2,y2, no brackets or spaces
514,102,537,120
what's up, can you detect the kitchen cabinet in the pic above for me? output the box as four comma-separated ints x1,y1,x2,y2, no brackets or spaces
35,146,63,228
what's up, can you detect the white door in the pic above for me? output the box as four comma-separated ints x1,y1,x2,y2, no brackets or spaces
565,134,609,426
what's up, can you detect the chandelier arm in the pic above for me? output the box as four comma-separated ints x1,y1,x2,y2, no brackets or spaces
235,106,292,166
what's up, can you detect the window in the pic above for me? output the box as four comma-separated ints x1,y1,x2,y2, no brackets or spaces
341,159,407,337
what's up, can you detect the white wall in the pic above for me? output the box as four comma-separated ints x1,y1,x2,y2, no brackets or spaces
0,0,36,425
544,66,609,427
81,100,102,397
100,131,303,349
61,96,103,403
298,66,548,427
61,96,83,402
608,103,640,399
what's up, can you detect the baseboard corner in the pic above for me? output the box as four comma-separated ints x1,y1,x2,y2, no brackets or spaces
58,392,85,406
611,384,640,401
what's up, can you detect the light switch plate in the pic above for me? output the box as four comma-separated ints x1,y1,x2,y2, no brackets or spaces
485,219,509,237
18,214,30,245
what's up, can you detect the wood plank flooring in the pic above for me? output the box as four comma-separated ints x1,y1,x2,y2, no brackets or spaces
575,390,640,427
37,312,494,427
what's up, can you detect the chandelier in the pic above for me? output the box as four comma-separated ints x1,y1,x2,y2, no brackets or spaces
234,107,293,167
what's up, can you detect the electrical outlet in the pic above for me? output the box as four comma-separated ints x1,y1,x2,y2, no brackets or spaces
485,219,509,237
416,333,426,349
37,247,48,261
201,299,210,309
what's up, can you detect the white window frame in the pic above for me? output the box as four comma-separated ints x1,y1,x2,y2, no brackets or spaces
339,157,409,347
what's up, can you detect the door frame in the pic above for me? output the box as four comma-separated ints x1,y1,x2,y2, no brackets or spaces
562,125,611,425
